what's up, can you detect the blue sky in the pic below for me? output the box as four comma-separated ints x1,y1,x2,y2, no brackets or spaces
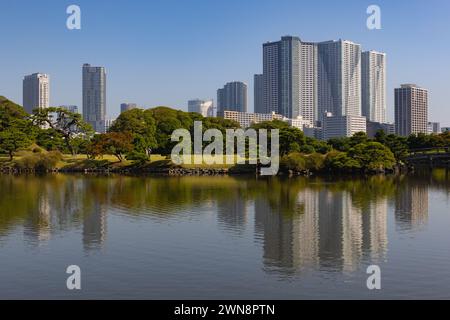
0,0,449,125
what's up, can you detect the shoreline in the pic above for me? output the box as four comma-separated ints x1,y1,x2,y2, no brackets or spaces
1,163,440,177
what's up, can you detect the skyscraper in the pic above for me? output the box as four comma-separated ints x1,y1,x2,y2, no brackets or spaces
217,81,247,115
82,64,106,133
61,105,79,114
120,103,137,113
253,74,264,114
317,39,362,120
22,73,50,114
263,36,318,121
362,51,386,123
188,99,214,117
395,84,428,136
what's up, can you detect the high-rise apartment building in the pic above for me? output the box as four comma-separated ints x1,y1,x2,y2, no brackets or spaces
395,84,428,136
82,63,106,133
362,51,386,123
61,105,79,114
120,103,137,113
322,113,367,140
254,74,264,114
217,81,247,115
263,36,318,122
188,99,214,117
23,73,50,114
317,39,362,120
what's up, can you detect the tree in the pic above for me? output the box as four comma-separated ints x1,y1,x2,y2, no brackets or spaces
109,108,158,157
88,132,134,162
324,150,362,172
32,107,93,155
0,128,32,160
348,142,396,172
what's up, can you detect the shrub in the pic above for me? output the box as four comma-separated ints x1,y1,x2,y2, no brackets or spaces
305,152,325,171
16,151,63,171
280,152,306,173
126,151,149,164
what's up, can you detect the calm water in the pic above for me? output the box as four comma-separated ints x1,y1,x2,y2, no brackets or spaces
0,171,450,299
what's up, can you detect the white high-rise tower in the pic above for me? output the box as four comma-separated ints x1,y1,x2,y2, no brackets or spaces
23,73,50,114
362,51,386,123
318,39,362,120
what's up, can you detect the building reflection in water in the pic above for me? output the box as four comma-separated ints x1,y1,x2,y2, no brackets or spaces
395,183,429,230
216,194,248,235
254,187,389,275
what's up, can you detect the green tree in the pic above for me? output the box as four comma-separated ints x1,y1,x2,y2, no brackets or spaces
109,108,158,158
32,107,93,155
324,150,362,172
89,132,134,162
0,128,32,160
348,142,396,172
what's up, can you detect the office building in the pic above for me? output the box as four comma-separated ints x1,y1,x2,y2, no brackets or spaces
188,99,214,117
318,39,362,120
254,74,264,114
120,103,137,113
442,127,450,133
61,105,79,114
427,122,440,134
221,110,282,128
23,73,50,114
362,51,386,123
322,113,366,140
395,84,428,136
263,36,318,122
82,63,106,133
217,81,247,115
366,120,395,138
283,116,313,130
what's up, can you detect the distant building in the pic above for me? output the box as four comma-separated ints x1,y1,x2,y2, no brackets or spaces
221,110,312,131
442,127,450,133
318,39,361,121
254,74,264,114
23,73,50,114
221,110,282,128
60,105,79,114
263,36,318,122
362,51,386,123
427,122,440,134
120,103,137,113
104,117,115,132
217,81,248,115
188,99,214,117
395,84,428,136
366,120,395,138
283,116,313,130
82,63,106,133
322,113,366,140
303,127,323,140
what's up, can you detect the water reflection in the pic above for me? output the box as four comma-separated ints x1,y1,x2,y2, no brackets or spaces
0,172,447,276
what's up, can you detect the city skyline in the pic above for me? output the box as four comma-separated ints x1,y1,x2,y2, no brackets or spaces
0,1,448,126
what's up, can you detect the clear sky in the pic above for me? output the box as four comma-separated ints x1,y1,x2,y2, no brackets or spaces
0,0,449,125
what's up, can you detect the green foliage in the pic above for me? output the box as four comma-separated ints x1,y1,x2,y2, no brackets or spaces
348,142,396,172
324,150,362,172
87,132,134,162
305,153,325,171
280,152,306,172
0,128,32,160
109,108,157,156
32,107,93,155
0,97,34,160
15,151,63,171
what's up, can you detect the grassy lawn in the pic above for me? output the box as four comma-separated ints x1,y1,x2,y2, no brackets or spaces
1,152,255,171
